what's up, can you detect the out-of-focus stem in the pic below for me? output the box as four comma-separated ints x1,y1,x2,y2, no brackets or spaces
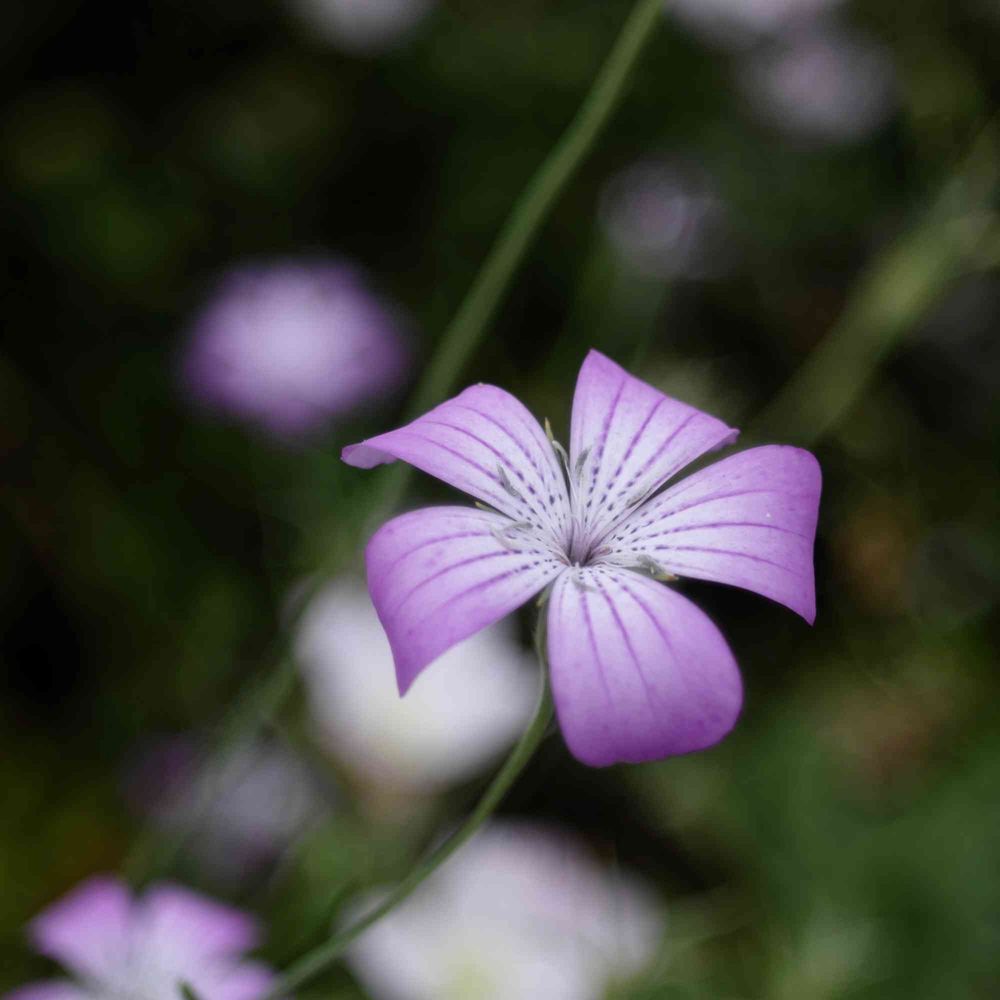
261,659,554,998
750,120,998,446
376,0,666,516
131,0,664,889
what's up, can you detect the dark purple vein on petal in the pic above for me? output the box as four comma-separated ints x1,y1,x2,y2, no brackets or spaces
633,486,816,528
388,549,515,616
594,577,659,716
579,582,616,709
453,404,558,491
653,545,808,578
422,561,557,623
420,419,548,525
639,520,810,541
377,529,507,581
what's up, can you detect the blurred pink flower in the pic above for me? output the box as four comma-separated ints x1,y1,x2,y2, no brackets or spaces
347,821,664,1000
288,0,435,54
599,158,731,278
739,24,896,143
295,579,537,793
6,877,274,1000
127,737,329,884
180,258,409,441
668,0,841,49
343,350,821,766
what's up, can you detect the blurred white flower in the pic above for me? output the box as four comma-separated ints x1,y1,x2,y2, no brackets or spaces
739,25,896,143
599,158,731,278
288,0,436,54
668,0,841,49
130,737,329,883
347,821,664,1000
295,579,537,793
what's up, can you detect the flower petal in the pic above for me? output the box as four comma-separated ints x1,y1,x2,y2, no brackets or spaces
136,883,261,965
343,384,570,546
29,876,131,982
547,567,742,766
600,445,821,623
568,350,738,552
296,580,537,791
366,506,563,693
4,984,92,1000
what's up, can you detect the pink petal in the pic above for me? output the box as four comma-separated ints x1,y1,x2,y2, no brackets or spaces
28,876,131,982
342,384,570,546
601,445,821,623
3,984,91,1000
136,883,261,964
568,351,738,553
366,506,563,693
546,567,742,766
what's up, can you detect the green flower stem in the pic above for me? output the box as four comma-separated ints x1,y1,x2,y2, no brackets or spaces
257,5,672,969
125,656,299,883
262,665,555,998
132,0,663,886
750,119,999,447
377,0,666,516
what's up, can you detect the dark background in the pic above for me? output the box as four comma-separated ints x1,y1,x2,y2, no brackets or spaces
2,1,998,997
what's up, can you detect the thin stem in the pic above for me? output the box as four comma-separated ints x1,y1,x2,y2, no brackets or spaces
377,0,665,515
750,118,999,446
125,656,299,883
262,662,554,998
130,0,662,885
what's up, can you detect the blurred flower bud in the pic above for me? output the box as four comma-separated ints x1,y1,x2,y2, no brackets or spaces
668,0,842,50
288,0,435,54
598,158,732,279
128,737,329,884
347,821,664,1000
294,579,537,796
739,24,896,143
179,258,409,441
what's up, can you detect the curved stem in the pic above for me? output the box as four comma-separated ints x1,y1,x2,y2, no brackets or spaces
262,664,554,998
749,118,999,446
377,0,665,515
129,0,662,888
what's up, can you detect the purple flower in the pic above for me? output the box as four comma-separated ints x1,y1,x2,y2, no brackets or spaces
598,158,731,279
343,350,821,766
180,258,409,441
127,736,328,885
6,876,275,1000
668,0,842,50
739,24,896,143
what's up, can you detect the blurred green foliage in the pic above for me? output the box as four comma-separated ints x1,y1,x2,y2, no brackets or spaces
2,0,998,997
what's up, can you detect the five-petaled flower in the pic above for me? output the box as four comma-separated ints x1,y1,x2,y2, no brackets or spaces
6,875,274,1000
343,351,821,766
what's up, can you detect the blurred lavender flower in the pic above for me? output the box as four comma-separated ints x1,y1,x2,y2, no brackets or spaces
128,737,328,884
6,876,274,1000
295,579,536,793
180,259,408,441
287,0,435,54
599,158,731,279
347,821,664,1000
739,24,896,143
668,0,842,49
343,351,820,766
